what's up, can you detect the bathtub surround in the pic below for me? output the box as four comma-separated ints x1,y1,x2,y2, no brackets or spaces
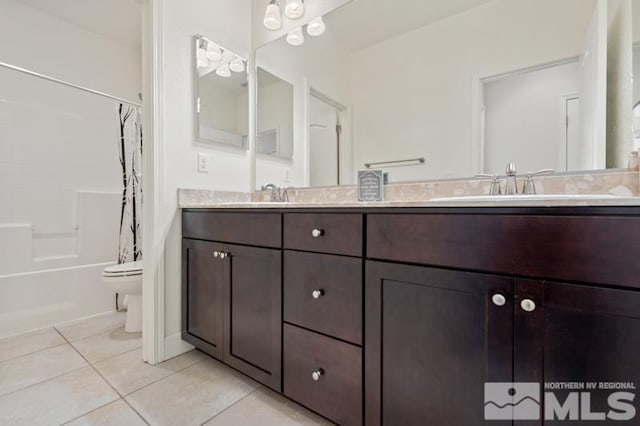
0,0,142,338
118,103,143,264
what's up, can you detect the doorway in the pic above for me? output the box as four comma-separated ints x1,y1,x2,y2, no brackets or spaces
309,91,345,187
481,59,581,174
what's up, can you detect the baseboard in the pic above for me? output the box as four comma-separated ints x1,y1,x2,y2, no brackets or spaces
163,332,194,361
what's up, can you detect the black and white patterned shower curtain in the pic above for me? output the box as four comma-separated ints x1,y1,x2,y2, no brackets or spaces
118,103,142,264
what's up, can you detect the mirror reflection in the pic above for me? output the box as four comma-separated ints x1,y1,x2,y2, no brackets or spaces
255,0,639,188
257,67,294,158
195,35,248,148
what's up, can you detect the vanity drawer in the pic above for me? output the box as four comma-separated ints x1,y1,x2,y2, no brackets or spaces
284,213,363,256
367,213,640,288
182,211,281,248
284,324,362,426
284,251,362,345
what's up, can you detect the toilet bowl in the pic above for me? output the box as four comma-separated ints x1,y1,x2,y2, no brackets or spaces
103,261,143,333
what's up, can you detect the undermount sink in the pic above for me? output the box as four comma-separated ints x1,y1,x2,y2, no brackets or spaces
429,194,621,202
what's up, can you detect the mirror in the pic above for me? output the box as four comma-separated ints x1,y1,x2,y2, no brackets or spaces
194,35,248,148
254,0,638,189
257,67,294,158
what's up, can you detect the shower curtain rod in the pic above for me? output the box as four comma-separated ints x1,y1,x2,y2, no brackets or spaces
0,61,142,107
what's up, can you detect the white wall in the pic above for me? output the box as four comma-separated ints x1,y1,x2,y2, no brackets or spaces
0,0,141,101
159,0,252,351
350,0,595,182
257,80,294,158
483,62,580,174
0,0,141,336
255,31,351,188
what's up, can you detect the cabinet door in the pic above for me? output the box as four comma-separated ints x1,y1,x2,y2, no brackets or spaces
222,243,282,391
366,261,513,426
517,280,640,425
182,238,224,360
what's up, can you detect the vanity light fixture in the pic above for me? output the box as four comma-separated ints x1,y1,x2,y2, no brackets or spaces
229,56,246,73
285,0,305,19
306,16,325,36
263,0,283,30
286,27,305,46
215,63,231,77
205,44,223,61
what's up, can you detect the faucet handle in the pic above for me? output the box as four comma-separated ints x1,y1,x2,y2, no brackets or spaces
527,169,555,176
475,174,502,195
521,169,554,194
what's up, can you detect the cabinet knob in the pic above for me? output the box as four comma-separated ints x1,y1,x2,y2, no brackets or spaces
491,294,507,306
521,299,536,312
311,368,324,381
219,252,228,259
311,228,324,238
213,251,219,258
312,289,325,299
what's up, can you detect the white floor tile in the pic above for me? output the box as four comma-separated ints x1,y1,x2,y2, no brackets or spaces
0,344,87,397
55,312,125,342
0,366,118,426
65,399,146,426
0,327,65,362
204,387,331,426
71,327,141,364
94,348,205,395
126,357,258,426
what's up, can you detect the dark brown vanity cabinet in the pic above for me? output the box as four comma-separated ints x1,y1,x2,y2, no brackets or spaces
182,212,282,391
365,261,514,425
282,213,364,426
183,208,640,425
366,212,640,425
182,238,224,359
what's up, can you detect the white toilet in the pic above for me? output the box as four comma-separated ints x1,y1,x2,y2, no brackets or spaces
103,261,143,333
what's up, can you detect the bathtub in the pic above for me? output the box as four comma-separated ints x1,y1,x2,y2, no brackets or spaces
0,262,118,338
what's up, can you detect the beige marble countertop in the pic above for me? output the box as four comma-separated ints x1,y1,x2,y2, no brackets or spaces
179,198,640,209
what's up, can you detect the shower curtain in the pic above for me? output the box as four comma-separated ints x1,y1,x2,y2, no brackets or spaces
118,103,142,264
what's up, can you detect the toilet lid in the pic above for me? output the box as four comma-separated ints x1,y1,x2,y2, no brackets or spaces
103,261,143,277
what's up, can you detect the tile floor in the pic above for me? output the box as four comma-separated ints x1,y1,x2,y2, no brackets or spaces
0,312,331,426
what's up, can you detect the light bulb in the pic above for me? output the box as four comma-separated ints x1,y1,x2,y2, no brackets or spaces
306,16,325,37
196,48,209,68
285,0,305,19
229,56,245,73
263,0,282,30
286,27,305,46
216,64,231,77
206,44,222,61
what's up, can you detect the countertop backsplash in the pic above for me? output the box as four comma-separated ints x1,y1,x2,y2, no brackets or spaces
178,169,639,208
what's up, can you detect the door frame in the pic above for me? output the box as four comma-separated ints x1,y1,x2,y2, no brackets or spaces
559,93,580,171
308,88,352,185
471,57,580,175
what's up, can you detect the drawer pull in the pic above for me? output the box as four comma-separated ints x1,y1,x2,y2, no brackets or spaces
311,368,324,381
311,228,324,238
491,294,506,306
521,299,536,312
311,289,325,299
219,252,230,259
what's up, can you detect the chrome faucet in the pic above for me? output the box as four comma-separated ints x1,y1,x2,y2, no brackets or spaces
504,162,518,195
261,184,282,202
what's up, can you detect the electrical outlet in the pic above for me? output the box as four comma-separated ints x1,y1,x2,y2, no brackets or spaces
198,153,210,173
283,168,291,183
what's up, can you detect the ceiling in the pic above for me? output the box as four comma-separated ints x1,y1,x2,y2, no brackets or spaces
325,0,495,52
17,0,142,51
